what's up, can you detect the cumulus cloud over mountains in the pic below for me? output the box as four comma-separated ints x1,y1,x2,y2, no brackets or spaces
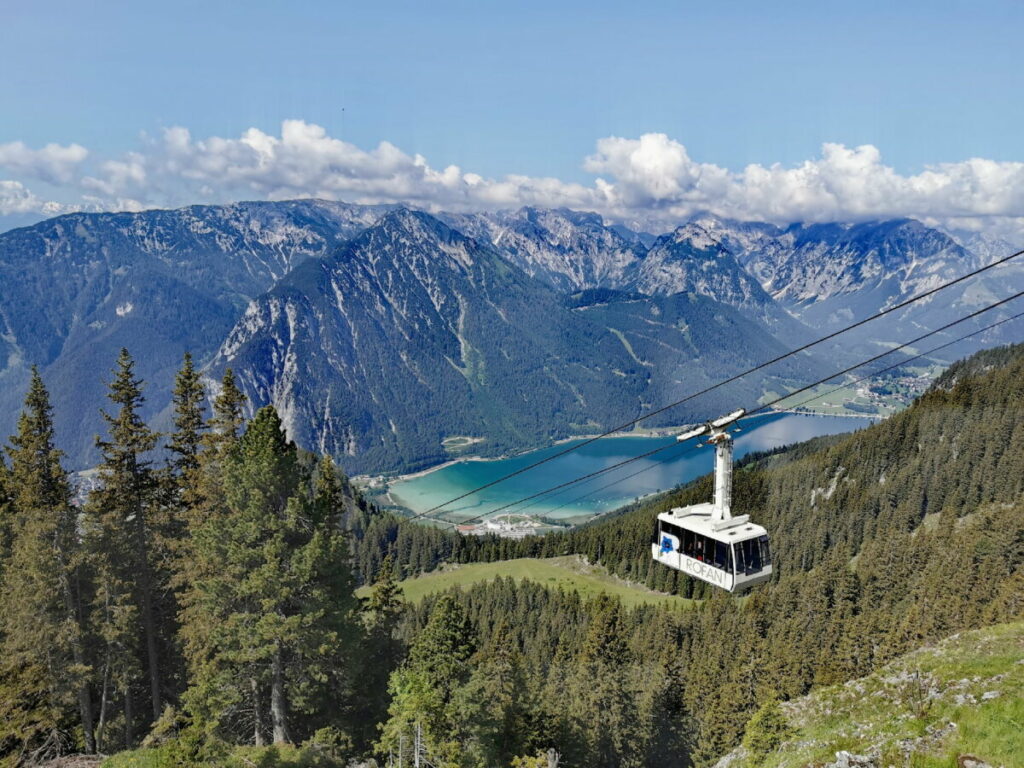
1,120,1022,237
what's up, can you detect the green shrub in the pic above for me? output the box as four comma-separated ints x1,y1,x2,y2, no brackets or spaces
225,743,348,768
101,744,190,768
742,698,794,764
101,740,349,768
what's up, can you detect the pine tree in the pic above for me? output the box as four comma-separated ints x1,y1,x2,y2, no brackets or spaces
379,594,477,765
354,554,404,750
181,409,360,748
741,697,792,762
86,349,163,732
0,452,12,567
167,352,206,508
457,621,536,766
566,595,641,768
0,369,95,758
190,368,247,527
208,368,247,446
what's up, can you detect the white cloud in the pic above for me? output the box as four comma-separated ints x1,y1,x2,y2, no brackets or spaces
0,140,88,185
0,180,68,216
3,122,1024,240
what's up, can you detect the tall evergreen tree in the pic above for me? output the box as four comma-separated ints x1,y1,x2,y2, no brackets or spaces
457,621,537,766
191,368,247,528
181,408,360,747
355,554,405,750
0,453,12,568
86,349,163,730
566,595,641,768
208,368,247,446
379,594,477,765
167,352,206,507
0,369,95,759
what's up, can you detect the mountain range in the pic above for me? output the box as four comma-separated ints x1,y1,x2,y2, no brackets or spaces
0,201,1019,474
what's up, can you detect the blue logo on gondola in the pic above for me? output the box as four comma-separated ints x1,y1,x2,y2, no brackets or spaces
660,536,674,554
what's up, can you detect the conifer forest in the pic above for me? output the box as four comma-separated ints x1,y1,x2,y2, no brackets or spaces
0,341,1021,768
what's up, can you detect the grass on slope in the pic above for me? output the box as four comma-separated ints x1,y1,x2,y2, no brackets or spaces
358,555,695,609
736,621,1024,768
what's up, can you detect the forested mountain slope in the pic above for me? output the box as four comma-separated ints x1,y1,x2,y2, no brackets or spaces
345,343,1024,765
3,335,1021,768
0,200,392,465
212,209,814,474
353,343,1024,594
714,621,1024,768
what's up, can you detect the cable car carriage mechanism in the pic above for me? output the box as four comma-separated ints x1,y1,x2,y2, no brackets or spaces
651,409,772,593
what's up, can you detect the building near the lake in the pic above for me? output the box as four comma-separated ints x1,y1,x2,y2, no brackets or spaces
457,514,548,539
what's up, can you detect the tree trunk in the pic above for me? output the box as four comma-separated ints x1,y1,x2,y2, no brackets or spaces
60,567,94,752
96,659,109,752
123,686,134,749
251,677,265,746
96,596,112,753
271,645,288,744
134,499,162,720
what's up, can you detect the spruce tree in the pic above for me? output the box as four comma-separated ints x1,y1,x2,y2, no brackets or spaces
167,352,206,507
208,368,247,446
566,595,641,768
354,554,405,750
181,408,360,747
191,368,247,527
0,452,12,567
379,594,476,764
0,369,95,757
86,349,163,730
457,621,536,766
741,698,792,762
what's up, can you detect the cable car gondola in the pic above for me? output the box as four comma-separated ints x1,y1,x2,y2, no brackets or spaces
651,409,772,593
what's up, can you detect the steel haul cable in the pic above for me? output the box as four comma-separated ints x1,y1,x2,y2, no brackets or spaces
417,247,1024,517
536,307,1024,522
434,287,1024,529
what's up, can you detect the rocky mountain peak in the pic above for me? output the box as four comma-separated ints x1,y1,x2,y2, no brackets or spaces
669,222,726,253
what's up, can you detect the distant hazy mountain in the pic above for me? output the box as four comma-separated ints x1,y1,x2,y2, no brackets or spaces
0,200,393,463
445,208,809,341
210,210,813,474
440,207,646,292
0,198,1015,473
629,223,810,339
692,215,1024,357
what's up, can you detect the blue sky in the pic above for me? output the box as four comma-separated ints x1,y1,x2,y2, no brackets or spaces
2,0,1023,232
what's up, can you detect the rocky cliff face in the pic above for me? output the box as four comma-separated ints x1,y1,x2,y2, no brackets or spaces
0,200,392,462
210,209,812,474
441,206,647,291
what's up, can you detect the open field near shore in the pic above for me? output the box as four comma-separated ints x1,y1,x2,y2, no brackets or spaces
356,555,695,609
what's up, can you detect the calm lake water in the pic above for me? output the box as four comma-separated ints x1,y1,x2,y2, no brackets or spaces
387,413,873,525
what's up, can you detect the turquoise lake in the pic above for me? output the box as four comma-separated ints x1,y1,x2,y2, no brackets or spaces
387,413,874,525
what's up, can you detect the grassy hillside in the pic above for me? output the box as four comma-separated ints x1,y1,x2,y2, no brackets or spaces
356,554,695,609
720,621,1024,768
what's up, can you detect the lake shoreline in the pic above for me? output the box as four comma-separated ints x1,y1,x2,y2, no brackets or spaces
362,411,878,522
374,408,873,489
371,423,698,489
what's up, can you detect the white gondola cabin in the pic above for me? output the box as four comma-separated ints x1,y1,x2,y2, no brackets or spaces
651,409,772,592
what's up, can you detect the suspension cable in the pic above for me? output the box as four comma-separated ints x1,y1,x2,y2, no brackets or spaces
527,308,1024,523
417,247,1024,516
433,288,1024,528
